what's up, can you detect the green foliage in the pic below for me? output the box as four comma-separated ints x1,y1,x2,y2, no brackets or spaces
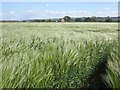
75,18,82,22
102,43,120,89
1,22,118,88
84,17,93,22
106,16,112,22
91,16,97,22
63,16,72,22
1,37,115,88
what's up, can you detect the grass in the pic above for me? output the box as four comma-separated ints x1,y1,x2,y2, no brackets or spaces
102,42,120,89
0,22,118,88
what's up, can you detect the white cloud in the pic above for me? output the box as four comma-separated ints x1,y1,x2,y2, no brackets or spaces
28,10,33,13
0,13,3,16
45,3,49,7
44,10,118,18
9,11,15,14
43,10,90,17
96,10,117,17
111,11,118,16
105,7,110,10
61,11,66,14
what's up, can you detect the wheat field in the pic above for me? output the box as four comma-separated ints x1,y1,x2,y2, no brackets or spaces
0,22,119,88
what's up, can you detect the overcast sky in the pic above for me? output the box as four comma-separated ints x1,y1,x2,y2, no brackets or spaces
0,2,118,20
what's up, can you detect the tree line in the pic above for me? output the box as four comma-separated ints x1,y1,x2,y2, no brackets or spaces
1,16,120,22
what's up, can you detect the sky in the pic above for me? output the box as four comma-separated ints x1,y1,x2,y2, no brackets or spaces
1,0,119,2
0,2,118,20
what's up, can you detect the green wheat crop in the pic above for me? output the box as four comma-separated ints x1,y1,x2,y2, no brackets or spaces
0,22,118,88
102,42,120,89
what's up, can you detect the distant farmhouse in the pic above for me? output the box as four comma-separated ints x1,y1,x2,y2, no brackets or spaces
57,18,65,22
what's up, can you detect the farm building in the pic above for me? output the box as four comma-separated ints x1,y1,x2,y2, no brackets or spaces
57,18,65,22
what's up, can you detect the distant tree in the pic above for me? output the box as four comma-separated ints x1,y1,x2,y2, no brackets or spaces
47,19,52,22
91,16,97,22
84,17,92,22
75,18,82,22
118,19,120,22
63,16,72,22
41,19,45,22
106,16,112,22
33,19,41,22
50,19,56,22
71,18,75,22
23,20,26,22
118,17,120,22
